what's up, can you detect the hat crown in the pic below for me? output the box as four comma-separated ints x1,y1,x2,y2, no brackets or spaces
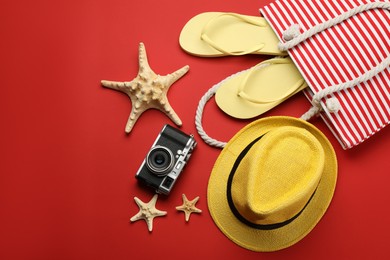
231,126,325,225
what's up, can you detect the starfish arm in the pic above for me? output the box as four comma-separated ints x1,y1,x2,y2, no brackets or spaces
154,94,182,126
101,80,131,92
163,65,190,87
184,212,191,222
191,200,202,213
138,42,155,77
189,197,202,212
176,206,191,222
158,102,182,127
175,205,185,211
130,196,148,223
133,197,144,207
130,212,143,222
130,197,147,223
147,194,167,216
153,209,168,217
146,217,153,232
190,196,200,204
148,194,159,205
192,208,202,214
124,101,150,134
124,113,139,134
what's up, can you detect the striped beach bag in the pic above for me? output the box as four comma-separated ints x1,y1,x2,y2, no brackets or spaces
260,0,390,149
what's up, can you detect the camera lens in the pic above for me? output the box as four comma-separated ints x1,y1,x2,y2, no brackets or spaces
146,146,174,176
154,154,166,165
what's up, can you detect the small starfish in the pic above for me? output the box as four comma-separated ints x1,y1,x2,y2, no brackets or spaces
130,194,167,232
101,42,189,133
176,194,202,222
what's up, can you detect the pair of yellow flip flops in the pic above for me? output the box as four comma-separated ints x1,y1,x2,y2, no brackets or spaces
179,12,307,119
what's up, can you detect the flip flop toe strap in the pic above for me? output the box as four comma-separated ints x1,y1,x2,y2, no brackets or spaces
200,13,267,56
237,58,304,104
237,79,305,104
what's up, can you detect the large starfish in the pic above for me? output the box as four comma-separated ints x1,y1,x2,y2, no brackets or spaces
101,42,189,133
176,194,202,222
130,194,167,232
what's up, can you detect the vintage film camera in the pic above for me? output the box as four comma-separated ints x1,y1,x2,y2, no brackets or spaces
135,124,196,195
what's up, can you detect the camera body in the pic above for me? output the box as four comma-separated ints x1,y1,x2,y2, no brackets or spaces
135,124,196,195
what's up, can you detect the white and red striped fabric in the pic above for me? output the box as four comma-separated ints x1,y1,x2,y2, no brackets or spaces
260,0,390,149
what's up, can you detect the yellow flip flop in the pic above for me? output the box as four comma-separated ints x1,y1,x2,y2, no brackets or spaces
179,12,286,57
215,57,307,119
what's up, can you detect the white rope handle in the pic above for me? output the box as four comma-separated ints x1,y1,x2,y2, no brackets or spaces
278,1,390,121
279,2,390,51
195,69,251,148
195,83,226,148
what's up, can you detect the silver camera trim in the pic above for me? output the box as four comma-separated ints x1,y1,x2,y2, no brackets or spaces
158,134,196,194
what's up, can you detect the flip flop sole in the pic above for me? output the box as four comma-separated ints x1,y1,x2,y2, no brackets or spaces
215,58,307,118
179,12,285,57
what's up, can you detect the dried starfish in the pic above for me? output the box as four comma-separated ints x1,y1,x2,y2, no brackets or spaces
101,42,189,133
130,194,167,232
176,194,202,222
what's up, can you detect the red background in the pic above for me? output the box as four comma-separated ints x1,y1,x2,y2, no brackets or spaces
1,0,390,259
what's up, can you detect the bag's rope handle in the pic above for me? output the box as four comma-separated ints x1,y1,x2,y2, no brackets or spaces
195,57,297,148
195,68,253,148
195,83,226,148
278,1,390,121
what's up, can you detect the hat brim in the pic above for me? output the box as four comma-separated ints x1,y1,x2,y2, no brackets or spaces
207,116,337,252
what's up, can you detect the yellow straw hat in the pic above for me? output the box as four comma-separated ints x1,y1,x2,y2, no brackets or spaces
207,116,337,252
